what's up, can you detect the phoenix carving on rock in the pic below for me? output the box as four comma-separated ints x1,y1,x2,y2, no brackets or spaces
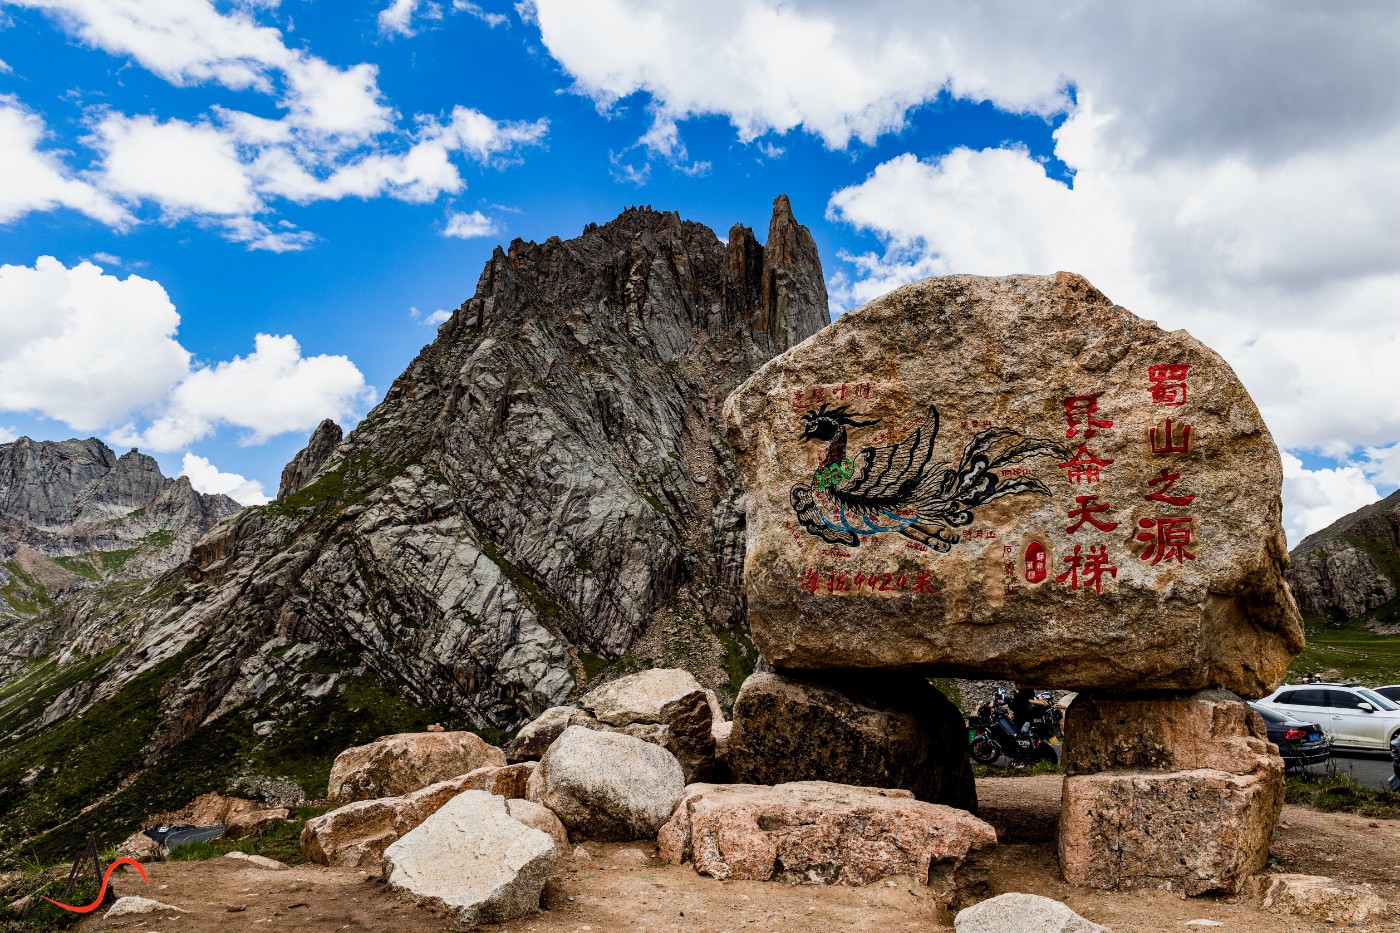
790,403,1065,550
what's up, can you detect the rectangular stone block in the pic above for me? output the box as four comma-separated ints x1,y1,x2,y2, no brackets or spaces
1059,768,1282,895
1061,689,1280,776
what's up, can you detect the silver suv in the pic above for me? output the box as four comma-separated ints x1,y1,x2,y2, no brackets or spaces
1255,683,1400,752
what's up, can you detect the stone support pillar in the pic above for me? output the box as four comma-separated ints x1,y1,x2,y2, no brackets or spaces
1058,689,1284,895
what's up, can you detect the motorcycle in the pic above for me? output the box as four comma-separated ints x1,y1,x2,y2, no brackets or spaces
967,689,1062,767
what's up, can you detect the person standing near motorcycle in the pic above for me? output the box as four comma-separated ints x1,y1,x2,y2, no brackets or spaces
1390,730,1399,792
1010,685,1036,729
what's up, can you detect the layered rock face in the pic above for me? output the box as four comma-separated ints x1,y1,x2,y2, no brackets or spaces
723,272,1303,696
73,197,830,733
1286,489,1400,625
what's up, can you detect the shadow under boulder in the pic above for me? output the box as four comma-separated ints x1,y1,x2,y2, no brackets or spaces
728,670,975,811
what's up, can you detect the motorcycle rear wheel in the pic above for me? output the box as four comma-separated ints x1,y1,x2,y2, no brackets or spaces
970,736,1001,764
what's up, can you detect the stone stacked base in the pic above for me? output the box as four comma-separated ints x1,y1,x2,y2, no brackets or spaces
1058,690,1284,894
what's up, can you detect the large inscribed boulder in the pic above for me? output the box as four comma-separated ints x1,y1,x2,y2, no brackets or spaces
723,273,1303,695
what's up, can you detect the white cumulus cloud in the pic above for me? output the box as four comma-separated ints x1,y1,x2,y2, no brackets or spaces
0,256,191,429
0,96,128,225
122,333,375,450
0,426,17,444
6,0,544,248
93,113,263,217
0,256,374,452
180,452,269,505
378,0,422,36
1281,453,1381,546
443,209,498,238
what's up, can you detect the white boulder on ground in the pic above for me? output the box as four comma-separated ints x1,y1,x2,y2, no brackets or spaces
381,790,556,927
658,781,996,907
526,726,686,840
104,896,186,918
1249,873,1387,923
954,892,1109,932
327,731,505,803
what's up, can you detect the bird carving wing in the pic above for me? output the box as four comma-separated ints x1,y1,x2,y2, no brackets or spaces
836,404,943,504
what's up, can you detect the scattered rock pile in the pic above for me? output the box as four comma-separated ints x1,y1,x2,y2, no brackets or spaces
506,668,717,783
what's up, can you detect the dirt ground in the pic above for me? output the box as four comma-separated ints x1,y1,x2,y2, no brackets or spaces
77,776,1399,933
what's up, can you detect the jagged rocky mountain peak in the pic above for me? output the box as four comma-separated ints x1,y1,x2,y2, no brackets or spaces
0,435,242,547
91,195,830,732
279,419,344,499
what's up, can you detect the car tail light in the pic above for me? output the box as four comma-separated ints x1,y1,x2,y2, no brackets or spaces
1283,728,1308,741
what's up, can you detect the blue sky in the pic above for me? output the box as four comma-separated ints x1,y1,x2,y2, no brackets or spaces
0,1,1396,544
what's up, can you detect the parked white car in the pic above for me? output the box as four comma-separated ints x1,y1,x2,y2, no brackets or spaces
1254,683,1400,752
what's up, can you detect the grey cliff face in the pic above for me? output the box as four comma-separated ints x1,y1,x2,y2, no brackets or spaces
62,196,829,735
0,438,118,528
1287,489,1400,623
278,419,344,499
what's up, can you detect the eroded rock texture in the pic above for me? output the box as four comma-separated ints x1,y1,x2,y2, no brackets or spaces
327,731,505,803
525,726,685,841
381,791,556,926
723,272,1303,696
659,780,996,900
504,669,718,782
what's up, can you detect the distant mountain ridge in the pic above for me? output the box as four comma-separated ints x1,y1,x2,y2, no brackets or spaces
1287,489,1400,630
0,437,241,680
